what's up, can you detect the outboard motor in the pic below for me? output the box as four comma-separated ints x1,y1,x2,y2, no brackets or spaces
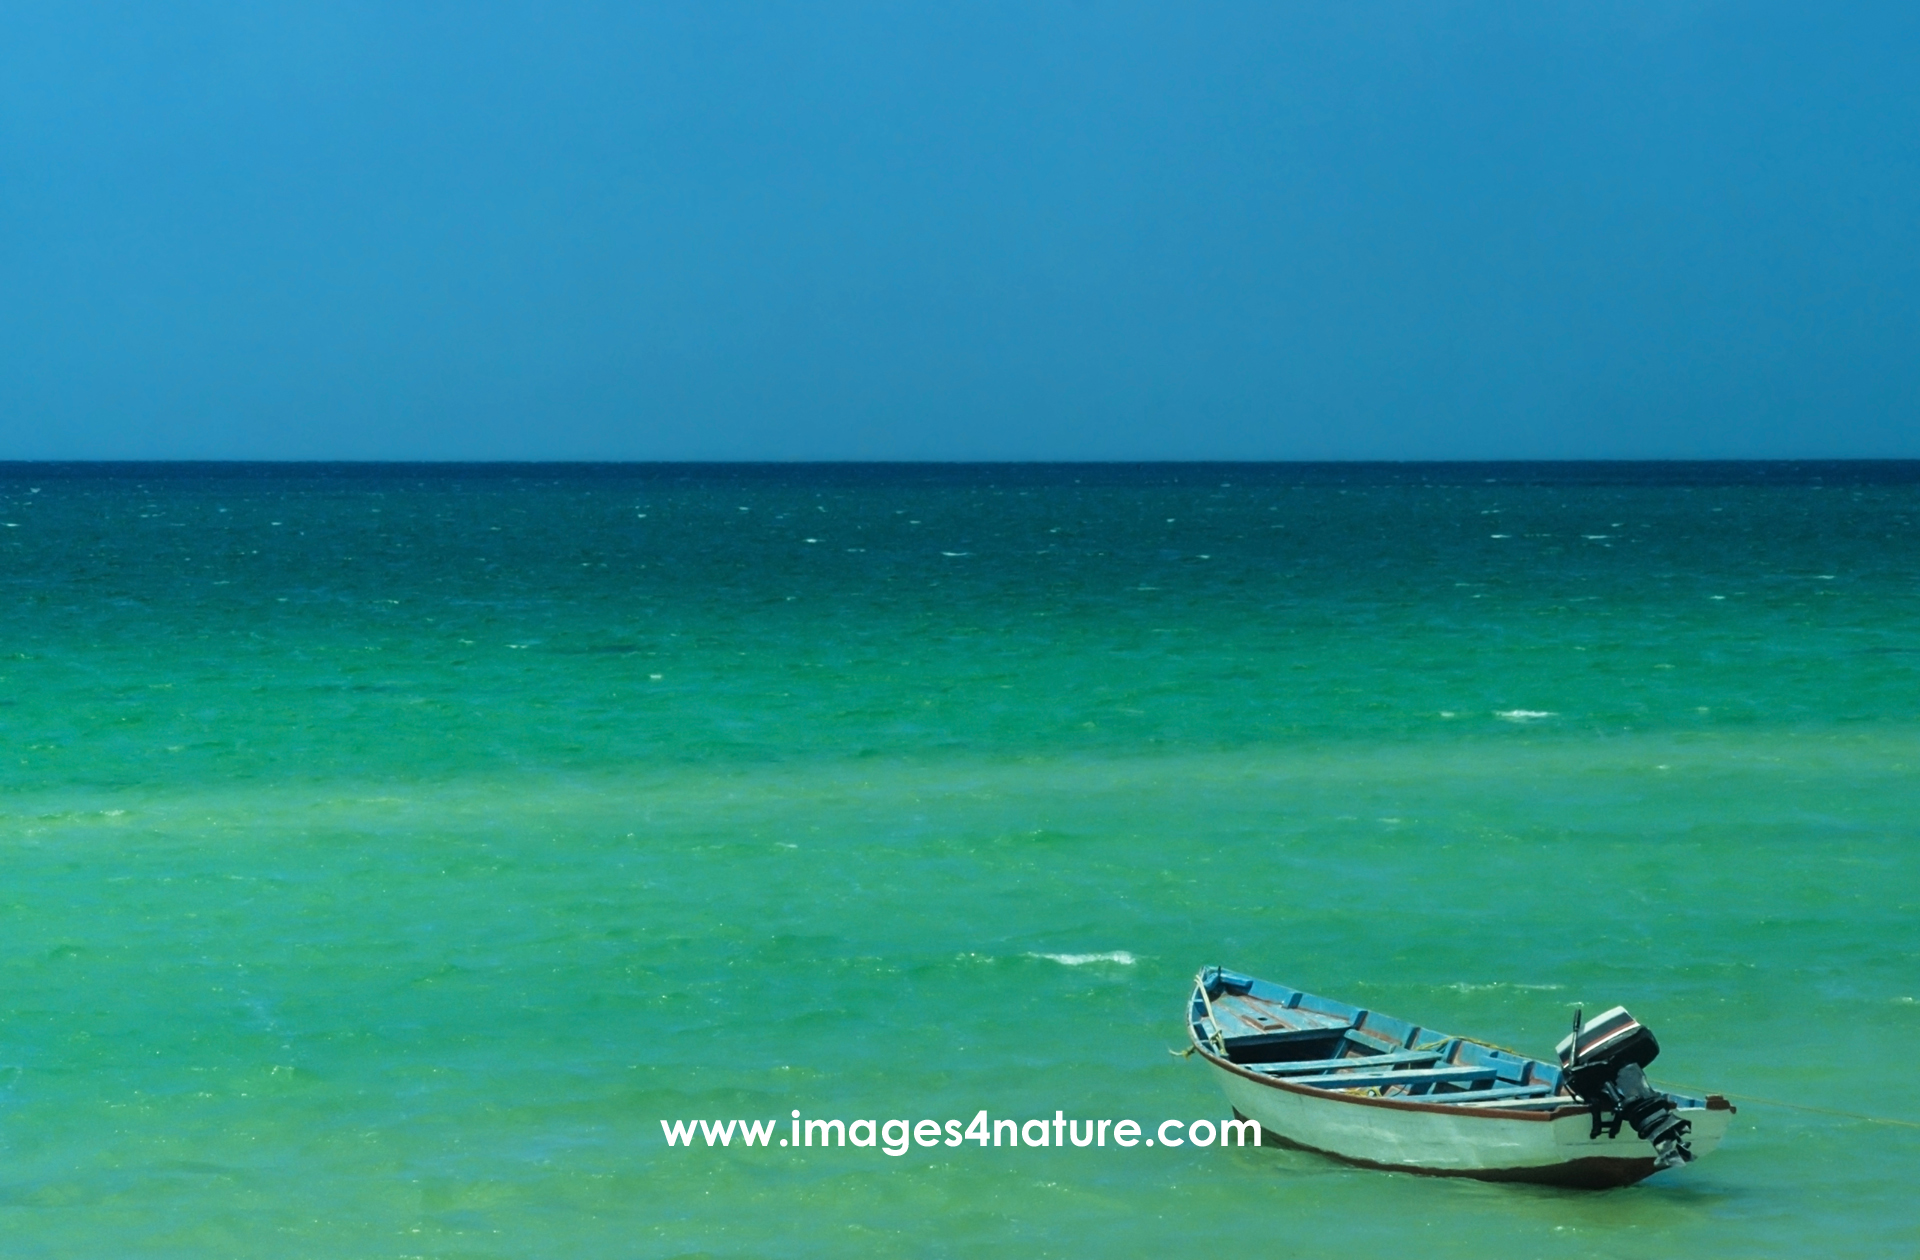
1557,1006,1694,1169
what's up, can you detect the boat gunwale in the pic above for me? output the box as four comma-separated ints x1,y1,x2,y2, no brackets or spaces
1189,1036,1577,1122
1189,974,1727,1121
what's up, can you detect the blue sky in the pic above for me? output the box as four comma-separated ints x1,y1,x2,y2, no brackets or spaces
2,2,1916,459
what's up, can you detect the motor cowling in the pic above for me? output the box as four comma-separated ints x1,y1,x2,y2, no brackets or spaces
1556,1006,1694,1169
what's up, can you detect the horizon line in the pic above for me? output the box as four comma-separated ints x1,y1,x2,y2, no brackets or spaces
4,456,1920,467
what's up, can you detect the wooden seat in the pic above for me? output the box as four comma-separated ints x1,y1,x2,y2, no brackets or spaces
1212,993,1355,1054
1285,1065,1498,1091
1414,1084,1560,1106
1447,1091,1582,1109
1254,1050,1442,1076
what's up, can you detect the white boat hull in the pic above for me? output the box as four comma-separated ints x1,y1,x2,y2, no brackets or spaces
1203,1051,1733,1187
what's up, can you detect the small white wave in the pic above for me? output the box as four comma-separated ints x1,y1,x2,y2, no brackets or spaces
1494,709,1556,722
1449,982,1564,993
1032,951,1136,966
941,551,971,557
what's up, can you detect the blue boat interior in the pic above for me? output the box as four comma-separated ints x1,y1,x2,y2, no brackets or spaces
1191,967,1706,1110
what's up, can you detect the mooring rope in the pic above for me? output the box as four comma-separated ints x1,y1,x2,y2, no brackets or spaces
1173,987,1919,1129
1423,1033,1920,1129
1169,1045,1918,1127
1653,1084,1920,1130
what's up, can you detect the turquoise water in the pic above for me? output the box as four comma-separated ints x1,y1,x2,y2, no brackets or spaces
2,462,1916,1257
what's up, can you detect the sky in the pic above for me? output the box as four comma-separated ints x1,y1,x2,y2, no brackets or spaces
2,2,1916,461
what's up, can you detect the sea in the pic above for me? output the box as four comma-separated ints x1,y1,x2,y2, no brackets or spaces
1,462,1915,1257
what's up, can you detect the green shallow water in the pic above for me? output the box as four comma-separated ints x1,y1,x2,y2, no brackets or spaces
1,463,1917,1256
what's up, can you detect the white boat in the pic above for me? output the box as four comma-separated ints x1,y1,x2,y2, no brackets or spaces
1187,968,1734,1187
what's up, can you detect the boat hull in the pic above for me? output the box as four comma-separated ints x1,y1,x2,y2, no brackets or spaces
1204,1051,1732,1188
